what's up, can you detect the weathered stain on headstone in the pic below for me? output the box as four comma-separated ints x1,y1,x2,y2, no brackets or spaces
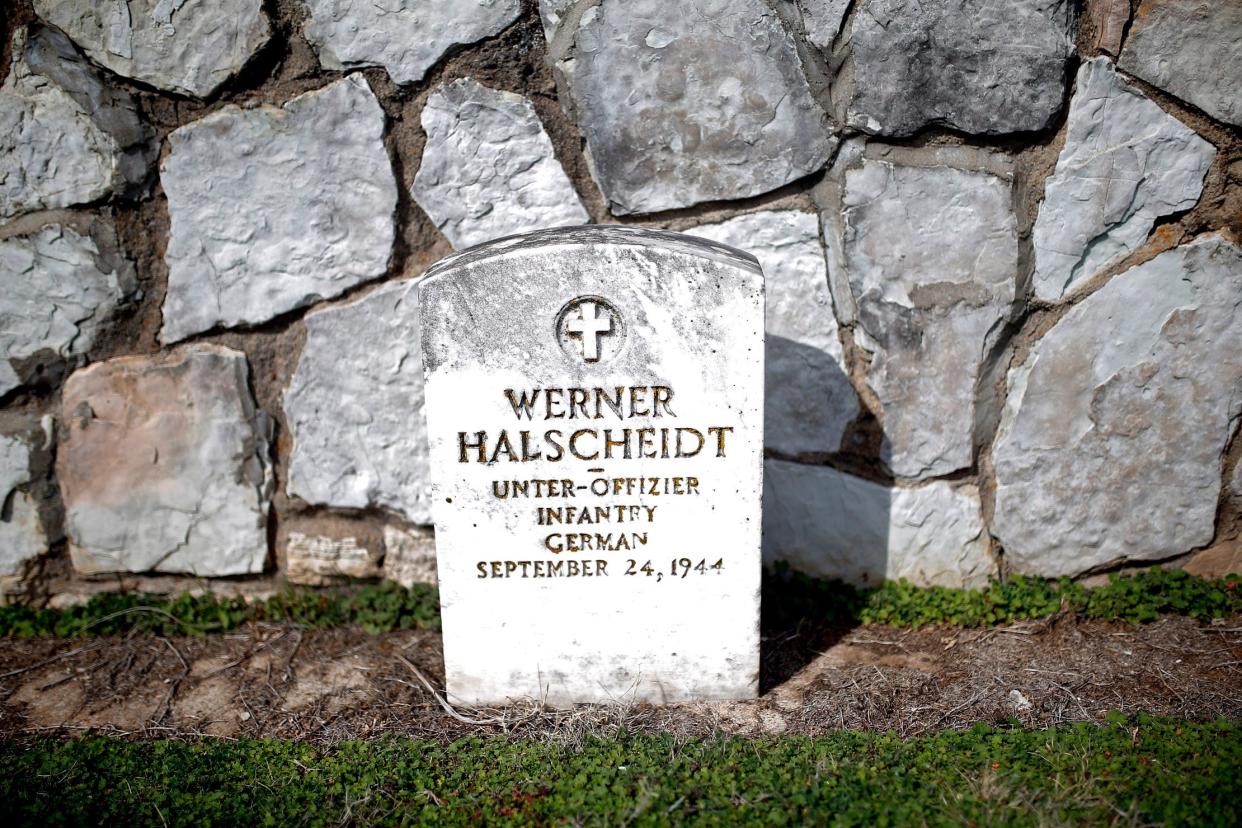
418,227,764,705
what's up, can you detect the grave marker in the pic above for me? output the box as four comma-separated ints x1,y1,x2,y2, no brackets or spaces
419,227,764,705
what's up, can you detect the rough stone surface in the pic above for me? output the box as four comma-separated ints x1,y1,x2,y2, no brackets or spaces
1087,0,1129,56
538,0,575,42
161,75,396,343
844,0,1075,137
0,222,135,398
1033,59,1215,302
33,0,270,99
383,526,438,587
1182,544,1242,580
420,226,764,705
0,433,47,591
412,78,588,250
1,26,152,219
842,158,1018,479
285,280,432,525
688,210,857,455
799,0,851,51
1120,1,1242,128
283,533,381,586
992,235,1242,577
762,459,994,588
563,0,835,215
58,345,272,576
302,0,521,85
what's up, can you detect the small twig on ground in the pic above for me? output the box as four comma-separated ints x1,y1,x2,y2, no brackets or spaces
36,657,111,691
203,629,291,679
282,628,305,682
0,645,99,680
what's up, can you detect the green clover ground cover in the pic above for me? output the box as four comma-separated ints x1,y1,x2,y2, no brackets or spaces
0,567,1236,639
1,716,1237,826
765,565,1241,629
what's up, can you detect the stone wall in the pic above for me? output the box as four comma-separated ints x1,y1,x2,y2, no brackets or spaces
1,0,1239,605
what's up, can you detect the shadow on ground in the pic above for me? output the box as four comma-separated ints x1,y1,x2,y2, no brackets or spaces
759,567,866,693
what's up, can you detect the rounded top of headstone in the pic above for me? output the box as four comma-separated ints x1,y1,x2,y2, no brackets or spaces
420,225,760,285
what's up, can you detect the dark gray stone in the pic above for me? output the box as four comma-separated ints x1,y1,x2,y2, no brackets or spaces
844,0,1076,137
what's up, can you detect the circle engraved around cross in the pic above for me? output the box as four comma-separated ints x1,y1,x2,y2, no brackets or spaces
554,295,625,364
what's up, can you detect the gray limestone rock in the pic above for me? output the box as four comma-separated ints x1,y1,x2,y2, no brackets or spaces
538,0,576,42
412,78,588,250
562,0,835,215
285,279,432,525
302,0,521,85
1,26,153,219
688,210,857,456
1120,1,1242,128
59,345,272,576
161,75,396,343
0,222,135,398
0,433,48,592
843,0,1075,137
798,0,851,51
762,459,994,588
1033,59,1215,302
33,0,270,99
992,235,1242,577
842,157,1018,479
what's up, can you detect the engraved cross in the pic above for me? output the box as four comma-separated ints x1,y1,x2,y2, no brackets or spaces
565,301,612,362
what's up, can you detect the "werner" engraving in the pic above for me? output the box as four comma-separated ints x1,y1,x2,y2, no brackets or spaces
456,384,733,463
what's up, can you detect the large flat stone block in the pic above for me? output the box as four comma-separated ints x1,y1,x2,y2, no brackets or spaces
993,235,1242,577
161,75,396,343
59,346,272,576
285,279,433,525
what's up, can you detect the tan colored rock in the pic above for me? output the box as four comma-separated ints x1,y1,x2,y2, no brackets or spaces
1181,544,1242,580
1087,0,1130,56
382,525,437,587
59,345,272,576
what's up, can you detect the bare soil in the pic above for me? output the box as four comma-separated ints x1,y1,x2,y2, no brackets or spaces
2,615,1239,744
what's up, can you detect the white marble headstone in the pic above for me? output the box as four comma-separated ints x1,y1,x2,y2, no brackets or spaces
418,227,764,705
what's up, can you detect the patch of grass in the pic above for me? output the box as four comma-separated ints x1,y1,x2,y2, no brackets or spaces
0,567,1236,640
0,581,440,638
0,716,1237,826
765,565,1240,630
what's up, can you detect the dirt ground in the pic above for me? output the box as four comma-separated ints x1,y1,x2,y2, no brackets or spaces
2,614,1239,744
